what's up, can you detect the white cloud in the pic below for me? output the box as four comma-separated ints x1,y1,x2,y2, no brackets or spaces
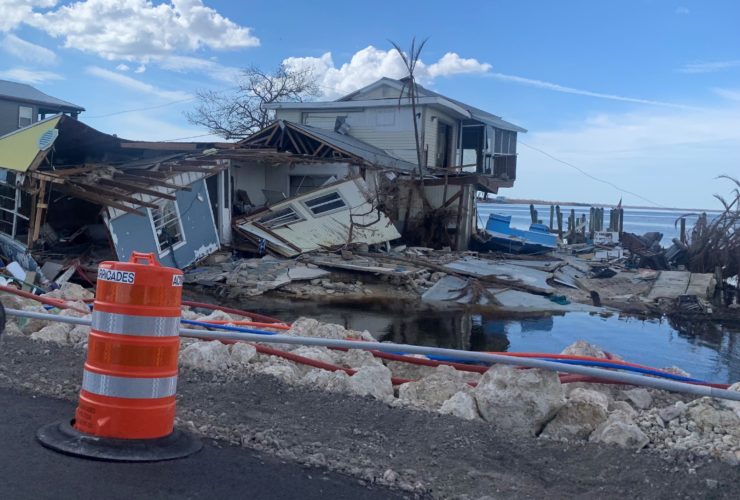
675,6,690,15
489,72,700,110
714,88,740,101
283,46,492,98
135,64,146,74
116,63,130,71
27,0,259,62
516,105,740,208
90,110,220,141
85,66,192,100
679,60,740,74
0,0,56,32
1,34,57,64
154,55,242,83
427,53,491,78
0,67,62,83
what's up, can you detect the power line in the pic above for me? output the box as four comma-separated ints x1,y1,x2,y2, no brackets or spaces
85,96,198,119
518,140,666,208
159,132,223,142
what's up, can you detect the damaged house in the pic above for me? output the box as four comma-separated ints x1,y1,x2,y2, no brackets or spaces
0,114,227,284
230,77,526,253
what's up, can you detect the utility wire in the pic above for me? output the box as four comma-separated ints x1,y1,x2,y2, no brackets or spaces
518,140,666,208
85,96,198,119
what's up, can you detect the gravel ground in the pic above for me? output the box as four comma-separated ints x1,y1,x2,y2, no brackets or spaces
0,334,737,499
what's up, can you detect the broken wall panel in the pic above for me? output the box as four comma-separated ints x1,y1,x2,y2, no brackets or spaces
106,179,220,269
234,177,400,257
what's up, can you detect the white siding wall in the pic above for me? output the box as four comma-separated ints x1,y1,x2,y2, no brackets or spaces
302,107,420,164
273,109,302,122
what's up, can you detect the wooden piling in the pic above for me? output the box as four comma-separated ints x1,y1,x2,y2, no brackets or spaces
556,205,563,239
549,205,554,231
529,204,538,225
680,217,686,244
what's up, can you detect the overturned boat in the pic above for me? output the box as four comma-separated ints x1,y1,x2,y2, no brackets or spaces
474,214,557,254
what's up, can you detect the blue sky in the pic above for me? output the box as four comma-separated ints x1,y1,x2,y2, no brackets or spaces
1,1,739,209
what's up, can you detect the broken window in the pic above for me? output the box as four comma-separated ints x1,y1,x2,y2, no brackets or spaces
18,106,33,128
304,191,346,216
258,206,303,228
0,171,30,241
150,200,185,254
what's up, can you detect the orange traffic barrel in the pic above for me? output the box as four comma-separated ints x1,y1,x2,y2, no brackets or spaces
37,252,201,462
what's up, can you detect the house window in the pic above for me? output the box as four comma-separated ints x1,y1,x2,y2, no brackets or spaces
258,206,303,229
18,106,33,128
150,200,185,254
303,191,346,216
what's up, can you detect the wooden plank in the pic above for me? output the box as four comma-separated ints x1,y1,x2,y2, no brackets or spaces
124,169,171,178
68,182,160,209
114,174,192,191
56,185,144,216
28,171,66,185
161,164,219,173
97,178,177,200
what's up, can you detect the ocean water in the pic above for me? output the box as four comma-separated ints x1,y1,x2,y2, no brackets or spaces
477,203,723,245
192,295,740,385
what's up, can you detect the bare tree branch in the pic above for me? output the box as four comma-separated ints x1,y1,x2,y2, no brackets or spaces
186,64,320,140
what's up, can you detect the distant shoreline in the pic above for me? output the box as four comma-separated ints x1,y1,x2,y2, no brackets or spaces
477,198,719,213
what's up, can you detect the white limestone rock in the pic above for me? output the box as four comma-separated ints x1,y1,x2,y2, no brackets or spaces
720,382,740,419
180,341,230,370
658,401,688,423
347,364,394,401
30,322,72,345
300,369,351,393
68,325,90,348
337,349,384,369
256,363,300,384
197,310,237,324
439,390,479,420
228,343,258,368
43,283,94,302
589,410,649,449
287,317,319,337
541,388,609,440
398,365,470,409
560,340,608,359
687,399,740,433
3,320,23,337
473,365,566,435
608,400,637,417
291,346,337,365
622,388,653,410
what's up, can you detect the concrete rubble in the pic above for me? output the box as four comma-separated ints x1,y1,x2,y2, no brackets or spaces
182,243,721,317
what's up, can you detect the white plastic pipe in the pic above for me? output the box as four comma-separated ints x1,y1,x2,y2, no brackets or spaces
6,308,740,402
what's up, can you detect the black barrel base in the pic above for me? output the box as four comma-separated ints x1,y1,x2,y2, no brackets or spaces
37,420,202,462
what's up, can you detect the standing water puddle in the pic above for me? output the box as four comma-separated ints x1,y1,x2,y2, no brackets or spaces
190,295,740,384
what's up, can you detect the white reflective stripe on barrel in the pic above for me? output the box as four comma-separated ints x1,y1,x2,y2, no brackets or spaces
92,310,180,337
82,370,178,399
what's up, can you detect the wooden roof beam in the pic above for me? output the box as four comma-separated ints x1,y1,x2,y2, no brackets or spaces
97,178,177,200
114,174,192,191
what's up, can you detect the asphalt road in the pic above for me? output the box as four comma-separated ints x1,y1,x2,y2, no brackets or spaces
0,387,402,500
